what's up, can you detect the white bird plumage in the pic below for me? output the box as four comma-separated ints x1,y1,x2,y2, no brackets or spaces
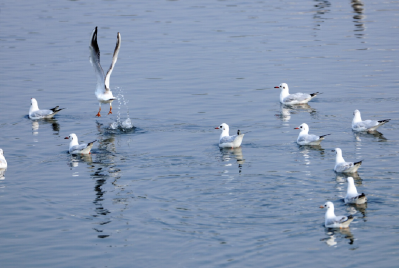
64,133,96,154
215,123,244,148
294,123,330,145
29,98,64,119
345,177,367,204
89,27,121,117
333,148,362,173
275,83,320,105
352,109,390,132
320,201,354,228
0,149,7,169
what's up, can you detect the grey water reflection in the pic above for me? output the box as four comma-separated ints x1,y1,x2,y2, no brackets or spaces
298,145,325,166
220,147,245,174
353,130,387,142
335,173,362,185
276,104,317,122
351,0,365,38
68,154,93,168
313,0,331,31
31,118,60,136
321,228,355,246
0,168,6,181
90,133,126,238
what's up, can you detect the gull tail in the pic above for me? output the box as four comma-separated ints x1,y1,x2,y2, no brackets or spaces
50,106,65,114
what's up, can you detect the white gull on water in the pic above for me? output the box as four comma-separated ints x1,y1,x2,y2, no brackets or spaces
215,123,244,148
320,201,354,228
345,177,367,204
29,98,64,119
64,133,96,154
333,148,362,173
89,27,121,117
0,149,7,169
274,83,320,105
294,123,330,145
352,109,390,132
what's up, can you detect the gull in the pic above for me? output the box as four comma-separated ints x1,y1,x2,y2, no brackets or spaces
345,177,367,204
0,149,7,169
89,26,121,117
29,98,64,119
215,123,244,148
352,109,390,132
320,201,354,228
274,83,320,105
64,133,96,154
294,123,330,145
332,148,362,173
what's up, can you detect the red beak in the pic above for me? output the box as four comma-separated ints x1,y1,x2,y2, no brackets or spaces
64,137,69,139
215,127,219,129
294,127,299,129
274,86,279,88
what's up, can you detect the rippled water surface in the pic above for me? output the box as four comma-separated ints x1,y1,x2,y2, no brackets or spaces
0,0,398,267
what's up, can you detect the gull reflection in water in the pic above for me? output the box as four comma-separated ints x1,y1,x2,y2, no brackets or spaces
321,228,355,246
351,0,365,39
353,130,387,142
298,145,325,168
276,104,317,122
0,168,6,181
31,118,60,136
220,147,245,174
68,153,93,168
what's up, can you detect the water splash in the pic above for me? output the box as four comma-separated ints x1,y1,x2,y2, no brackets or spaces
107,87,134,131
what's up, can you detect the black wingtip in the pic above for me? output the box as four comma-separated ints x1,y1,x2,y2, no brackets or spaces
378,119,391,124
88,140,97,146
237,130,241,135
347,215,354,219
320,134,331,138
310,92,320,97
359,193,366,198
354,160,363,165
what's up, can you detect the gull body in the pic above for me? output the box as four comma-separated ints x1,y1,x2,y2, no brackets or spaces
89,27,121,117
275,83,319,105
345,177,367,204
320,201,354,228
352,109,390,132
215,123,244,148
0,149,7,169
333,148,362,173
65,133,96,154
29,98,64,119
294,123,330,145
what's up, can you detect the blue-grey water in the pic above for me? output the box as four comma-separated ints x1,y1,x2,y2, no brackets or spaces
0,0,398,267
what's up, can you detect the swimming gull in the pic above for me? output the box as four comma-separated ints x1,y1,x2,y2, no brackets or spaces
274,83,320,105
29,98,64,119
64,133,96,154
215,123,244,148
294,123,330,145
0,149,7,169
332,148,362,173
320,201,354,228
345,177,367,204
352,109,390,132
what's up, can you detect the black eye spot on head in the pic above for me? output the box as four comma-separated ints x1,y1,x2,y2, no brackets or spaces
220,126,222,128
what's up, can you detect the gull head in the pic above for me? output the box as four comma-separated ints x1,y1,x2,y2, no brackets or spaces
0,149,3,156
274,83,288,91
64,133,77,141
320,201,334,209
294,123,309,132
331,148,342,155
353,109,360,116
215,123,229,131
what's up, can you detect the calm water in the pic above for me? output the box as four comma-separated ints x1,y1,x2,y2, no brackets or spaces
0,0,398,267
